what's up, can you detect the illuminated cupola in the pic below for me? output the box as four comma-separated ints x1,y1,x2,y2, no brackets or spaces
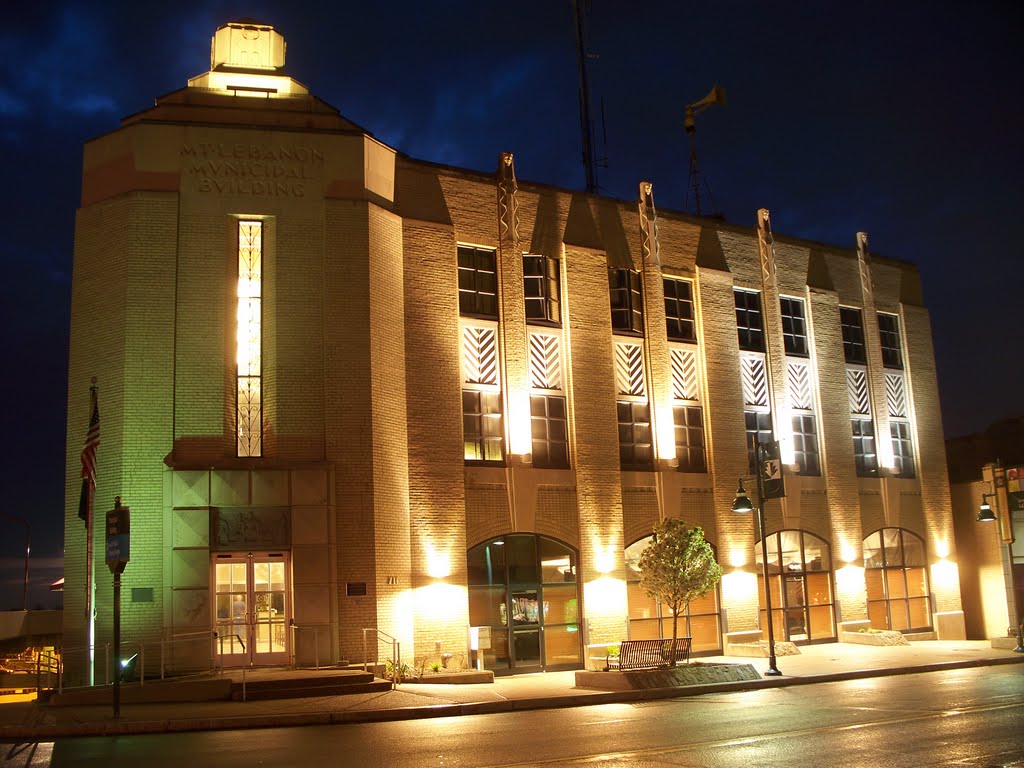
187,19,309,97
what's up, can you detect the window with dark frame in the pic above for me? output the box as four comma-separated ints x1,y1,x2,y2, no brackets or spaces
523,254,560,325
840,307,867,364
890,421,915,478
851,417,879,476
673,405,707,473
780,297,809,357
530,395,569,469
877,313,903,369
463,390,504,463
617,401,653,469
744,410,774,474
458,245,498,319
610,268,644,335
734,290,765,352
790,414,821,476
664,278,696,342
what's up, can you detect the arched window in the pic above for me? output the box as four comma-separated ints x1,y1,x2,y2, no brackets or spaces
755,530,836,644
624,535,722,654
863,528,931,631
467,534,581,673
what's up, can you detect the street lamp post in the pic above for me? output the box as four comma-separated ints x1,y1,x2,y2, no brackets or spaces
0,514,31,612
732,437,782,676
978,494,1024,653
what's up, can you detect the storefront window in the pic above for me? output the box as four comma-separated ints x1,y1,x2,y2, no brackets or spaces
755,530,836,643
863,528,932,632
624,535,723,653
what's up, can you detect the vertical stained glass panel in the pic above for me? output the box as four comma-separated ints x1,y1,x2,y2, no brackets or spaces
237,221,262,457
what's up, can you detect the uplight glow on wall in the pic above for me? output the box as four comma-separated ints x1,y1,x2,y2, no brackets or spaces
237,220,262,457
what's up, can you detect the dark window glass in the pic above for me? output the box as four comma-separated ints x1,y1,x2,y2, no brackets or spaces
780,297,809,357
840,307,867,364
506,534,540,583
530,395,569,469
467,541,507,586
524,254,560,325
878,313,903,369
851,418,879,477
458,245,498,319
617,401,653,469
735,290,765,352
610,269,644,335
744,410,774,474
890,421,915,477
791,414,820,476
664,278,696,342
673,405,707,473
463,390,504,463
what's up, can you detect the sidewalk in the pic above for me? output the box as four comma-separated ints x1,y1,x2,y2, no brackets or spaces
1,640,1021,741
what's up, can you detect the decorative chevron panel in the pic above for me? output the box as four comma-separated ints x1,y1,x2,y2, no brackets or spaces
847,368,870,416
615,342,646,396
462,325,497,385
886,371,907,418
529,332,562,390
787,361,813,411
671,347,699,401
740,353,768,407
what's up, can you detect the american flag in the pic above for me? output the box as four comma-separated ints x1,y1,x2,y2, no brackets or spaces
77,385,100,526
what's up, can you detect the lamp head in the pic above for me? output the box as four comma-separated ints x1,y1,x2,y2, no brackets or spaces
732,479,754,514
977,496,997,523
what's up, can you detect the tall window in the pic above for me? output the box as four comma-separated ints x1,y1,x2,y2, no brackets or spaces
890,421,915,478
673,405,707,473
463,390,504,463
524,254,560,325
664,278,696,342
610,268,643,335
780,297,809,357
852,418,878,476
237,221,263,457
877,313,903,369
530,395,569,468
618,402,653,470
458,245,498,319
734,289,765,352
840,307,867,364
790,414,820,476
744,410,774,475
864,528,931,631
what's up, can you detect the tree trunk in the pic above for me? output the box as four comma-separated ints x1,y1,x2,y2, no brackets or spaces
670,604,679,667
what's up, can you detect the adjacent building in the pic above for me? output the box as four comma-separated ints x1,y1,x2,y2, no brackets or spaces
63,20,965,681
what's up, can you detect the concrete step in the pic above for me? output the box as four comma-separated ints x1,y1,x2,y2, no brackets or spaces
231,676,392,701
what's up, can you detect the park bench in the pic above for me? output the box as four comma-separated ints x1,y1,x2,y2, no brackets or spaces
606,637,692,671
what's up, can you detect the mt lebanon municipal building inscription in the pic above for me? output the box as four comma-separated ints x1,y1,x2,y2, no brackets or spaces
183,143,324,197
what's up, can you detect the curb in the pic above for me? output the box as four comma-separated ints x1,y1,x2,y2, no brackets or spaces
2,655,1022,741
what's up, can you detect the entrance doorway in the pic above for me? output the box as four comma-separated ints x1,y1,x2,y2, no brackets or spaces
467,534,582,674
213,552,290,666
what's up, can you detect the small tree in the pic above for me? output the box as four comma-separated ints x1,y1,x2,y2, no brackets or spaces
637,519,722,666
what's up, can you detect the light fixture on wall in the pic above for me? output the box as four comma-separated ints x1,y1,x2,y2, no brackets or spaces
978,493,1024,653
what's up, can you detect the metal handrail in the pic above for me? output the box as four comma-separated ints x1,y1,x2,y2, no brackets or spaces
362,628,401,687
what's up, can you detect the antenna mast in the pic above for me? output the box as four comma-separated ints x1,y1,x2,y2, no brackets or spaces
684,84,726,215
573,0,598,193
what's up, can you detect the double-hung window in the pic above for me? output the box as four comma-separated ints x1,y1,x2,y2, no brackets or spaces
610,268,643,335
458,245,498,319
735,289,765,352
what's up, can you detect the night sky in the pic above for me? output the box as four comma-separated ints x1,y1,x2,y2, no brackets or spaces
2,2,1021,608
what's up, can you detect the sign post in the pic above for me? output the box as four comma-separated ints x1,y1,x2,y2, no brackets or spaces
105,497,130,719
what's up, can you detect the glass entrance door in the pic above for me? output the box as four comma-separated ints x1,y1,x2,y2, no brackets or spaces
214,552,289,667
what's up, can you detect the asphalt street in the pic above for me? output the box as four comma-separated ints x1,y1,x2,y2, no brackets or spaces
12,665,1023,768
